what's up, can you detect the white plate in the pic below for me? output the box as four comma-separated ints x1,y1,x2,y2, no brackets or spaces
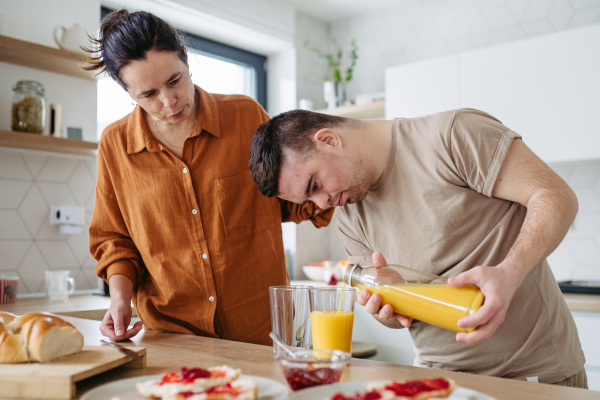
287,380,497,400
81,374,290,400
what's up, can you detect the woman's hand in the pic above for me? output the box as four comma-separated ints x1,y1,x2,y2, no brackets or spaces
100,274,143,341
356,251,413,329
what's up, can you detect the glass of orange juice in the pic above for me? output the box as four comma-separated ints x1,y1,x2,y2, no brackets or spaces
309,287,356,353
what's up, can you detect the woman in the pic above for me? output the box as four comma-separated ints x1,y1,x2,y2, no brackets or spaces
85,10,332,345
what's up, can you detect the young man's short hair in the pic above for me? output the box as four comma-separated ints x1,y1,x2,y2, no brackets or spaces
249,110,348,197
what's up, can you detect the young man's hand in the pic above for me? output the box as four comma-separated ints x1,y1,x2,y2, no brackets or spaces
356,251,412,329
449,262,522,345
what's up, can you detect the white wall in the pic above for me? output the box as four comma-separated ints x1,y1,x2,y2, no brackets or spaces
298,0,600,104
0,0,99,48
0,0,100,141
103,0,295,56
267,47,297,117
295,12,330,110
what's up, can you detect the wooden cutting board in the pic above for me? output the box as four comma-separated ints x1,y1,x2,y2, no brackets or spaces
0,345,146,399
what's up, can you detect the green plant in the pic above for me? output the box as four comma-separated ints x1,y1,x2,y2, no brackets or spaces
303,38,358,83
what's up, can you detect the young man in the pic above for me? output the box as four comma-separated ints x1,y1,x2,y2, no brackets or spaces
248,108,587,387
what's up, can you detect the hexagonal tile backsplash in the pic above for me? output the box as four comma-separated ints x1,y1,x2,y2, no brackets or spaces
548,161,600,281
0,148,99,295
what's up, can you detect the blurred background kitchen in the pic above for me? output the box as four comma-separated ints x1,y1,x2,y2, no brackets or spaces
0,0,599,388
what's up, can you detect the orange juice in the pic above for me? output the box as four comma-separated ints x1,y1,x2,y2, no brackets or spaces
311,310,354,352
356,283,484,332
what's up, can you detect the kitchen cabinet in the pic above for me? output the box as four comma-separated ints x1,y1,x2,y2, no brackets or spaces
352,302,415,365
572,311,600,390
385,55,459,119
385,23,600,163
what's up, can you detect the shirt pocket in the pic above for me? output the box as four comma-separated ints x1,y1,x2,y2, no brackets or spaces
216,170,280,244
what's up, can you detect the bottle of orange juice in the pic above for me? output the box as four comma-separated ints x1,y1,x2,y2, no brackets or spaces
344,264,484,333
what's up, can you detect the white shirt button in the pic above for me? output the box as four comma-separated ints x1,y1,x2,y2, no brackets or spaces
202,253,208,259
209,296,214,302
183,168,188,173
192,209,198,215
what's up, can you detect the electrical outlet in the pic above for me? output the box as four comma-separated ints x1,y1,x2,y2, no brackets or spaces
50,206,85,226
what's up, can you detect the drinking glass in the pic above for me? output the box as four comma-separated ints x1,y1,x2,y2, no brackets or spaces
269,285,312,356
309,287,356,353
45,270,75,302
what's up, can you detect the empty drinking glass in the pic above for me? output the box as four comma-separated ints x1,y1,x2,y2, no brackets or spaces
269,285,312,356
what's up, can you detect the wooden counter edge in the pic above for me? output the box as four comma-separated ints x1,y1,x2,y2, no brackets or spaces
562,293,600,313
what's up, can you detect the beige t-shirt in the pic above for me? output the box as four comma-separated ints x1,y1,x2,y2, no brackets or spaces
337,109,584,383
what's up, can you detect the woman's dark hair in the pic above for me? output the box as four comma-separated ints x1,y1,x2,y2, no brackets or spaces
83,10,187,88
249,110,351,197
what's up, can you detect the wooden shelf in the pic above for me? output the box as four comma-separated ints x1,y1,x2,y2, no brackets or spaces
0,129,98,156
315,100,385,119
0,35,95,80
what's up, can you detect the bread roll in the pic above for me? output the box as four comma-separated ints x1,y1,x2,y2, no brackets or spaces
0,312,84,363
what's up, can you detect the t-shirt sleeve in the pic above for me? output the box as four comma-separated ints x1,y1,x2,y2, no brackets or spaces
448,109,522,197
336,212,373,266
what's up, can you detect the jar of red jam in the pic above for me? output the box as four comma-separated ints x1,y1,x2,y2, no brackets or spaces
275,349,351,391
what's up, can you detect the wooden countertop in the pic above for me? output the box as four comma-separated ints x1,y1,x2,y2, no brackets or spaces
0,316,594,400
562,293,600,313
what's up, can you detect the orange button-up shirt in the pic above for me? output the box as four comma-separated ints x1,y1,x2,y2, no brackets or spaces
90,87,333,345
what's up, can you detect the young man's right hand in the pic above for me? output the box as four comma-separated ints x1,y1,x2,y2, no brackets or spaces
100,274,143,341
356,251,413,329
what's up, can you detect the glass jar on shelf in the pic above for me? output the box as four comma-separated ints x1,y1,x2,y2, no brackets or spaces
11,80,46,134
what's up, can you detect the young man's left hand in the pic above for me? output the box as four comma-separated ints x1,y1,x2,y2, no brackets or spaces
448,263,523,345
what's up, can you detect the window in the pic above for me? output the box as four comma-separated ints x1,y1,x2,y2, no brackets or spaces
97,7,267,139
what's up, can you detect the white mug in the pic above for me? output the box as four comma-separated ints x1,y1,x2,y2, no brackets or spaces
45,270,75,302
53,24,88,54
